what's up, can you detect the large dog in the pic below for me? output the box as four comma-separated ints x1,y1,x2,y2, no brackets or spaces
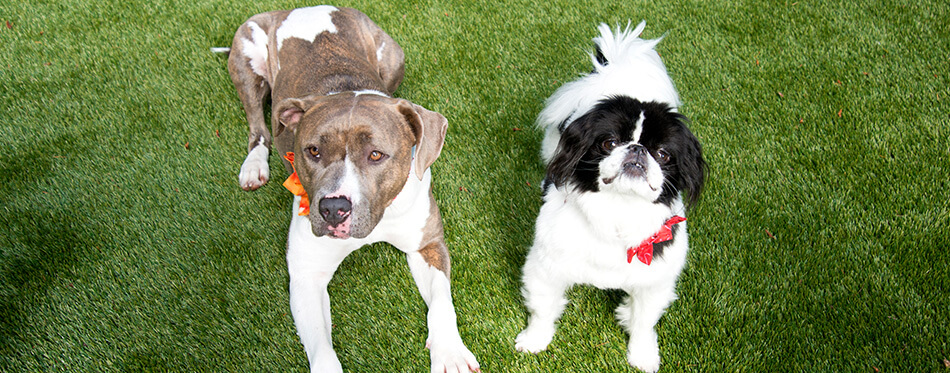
223,6,479,372
515,22,705,372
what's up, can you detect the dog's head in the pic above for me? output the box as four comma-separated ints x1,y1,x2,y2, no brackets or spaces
275,92,446,239
546,96,704,206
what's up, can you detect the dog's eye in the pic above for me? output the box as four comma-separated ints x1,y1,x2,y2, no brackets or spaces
602,139,619,151
307,146,320,158
368,150,385,162
656,149,670,164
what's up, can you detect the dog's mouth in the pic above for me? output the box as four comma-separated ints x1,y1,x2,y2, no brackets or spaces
600,161,662,194
313,216,353,240
326,221,351,239
601,174,659,192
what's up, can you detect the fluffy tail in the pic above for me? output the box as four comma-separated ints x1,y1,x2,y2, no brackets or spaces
590,21,663,73
210,47,231,54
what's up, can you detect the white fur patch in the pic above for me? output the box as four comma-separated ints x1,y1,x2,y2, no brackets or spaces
240,22,270,80
335,157,362,204
376,42,386,61
276,5,339,51
239,136,269,190
353,89,388,97
631,111,646,143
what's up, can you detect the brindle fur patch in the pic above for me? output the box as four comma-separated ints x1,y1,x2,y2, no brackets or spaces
418,192,450,276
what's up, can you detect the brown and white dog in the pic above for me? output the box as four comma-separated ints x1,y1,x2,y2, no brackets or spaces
222,6,479,372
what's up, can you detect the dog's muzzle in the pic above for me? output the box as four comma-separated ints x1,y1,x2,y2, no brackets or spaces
622,145,650,178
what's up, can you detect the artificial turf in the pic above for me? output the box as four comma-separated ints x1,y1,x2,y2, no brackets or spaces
1,0,948,371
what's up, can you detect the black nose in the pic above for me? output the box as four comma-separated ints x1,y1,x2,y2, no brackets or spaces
622,145,649,176
318,197,352,226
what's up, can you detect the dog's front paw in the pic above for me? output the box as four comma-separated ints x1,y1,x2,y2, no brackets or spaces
239,145,270,191
309,351,344,373
514,325,554,354
626,334,661,373
427,336,480,373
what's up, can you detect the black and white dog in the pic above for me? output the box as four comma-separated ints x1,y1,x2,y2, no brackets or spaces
515,22,705,372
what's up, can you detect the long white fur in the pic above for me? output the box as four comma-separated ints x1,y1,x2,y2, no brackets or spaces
539,21,680,164
517,22,689,373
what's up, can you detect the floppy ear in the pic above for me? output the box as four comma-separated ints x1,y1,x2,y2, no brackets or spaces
397,100,447,180
545,113,600,192
273,97,320,137
651,107,705,207
673,117,706,207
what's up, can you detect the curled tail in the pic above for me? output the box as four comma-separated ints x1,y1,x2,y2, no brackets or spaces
590,21,663,72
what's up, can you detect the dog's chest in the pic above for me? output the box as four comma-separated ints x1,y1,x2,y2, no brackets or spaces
536,192,689,288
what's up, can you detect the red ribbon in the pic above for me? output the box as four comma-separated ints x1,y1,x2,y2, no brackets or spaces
626,216,687,265
282,152,310,216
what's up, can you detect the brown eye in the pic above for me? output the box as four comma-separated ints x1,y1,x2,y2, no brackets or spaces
307,146,320,158
656,149,670,164
602,139,619,151
368,150,384,162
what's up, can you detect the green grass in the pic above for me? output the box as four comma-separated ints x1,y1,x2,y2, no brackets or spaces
2,0,948,371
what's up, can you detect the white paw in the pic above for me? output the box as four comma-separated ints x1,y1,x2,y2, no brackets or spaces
514,326,554,354
626,335,661,373
239,144,269,191
309,351,343,373
427,336,480,373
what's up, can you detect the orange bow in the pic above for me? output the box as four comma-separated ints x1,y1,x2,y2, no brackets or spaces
282,152,310,216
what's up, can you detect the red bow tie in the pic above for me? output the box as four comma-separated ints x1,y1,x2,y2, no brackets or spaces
627,216,687,265
282,152,310,216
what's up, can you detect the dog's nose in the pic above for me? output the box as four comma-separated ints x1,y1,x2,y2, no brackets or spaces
622,145,649,176
318,196,352,226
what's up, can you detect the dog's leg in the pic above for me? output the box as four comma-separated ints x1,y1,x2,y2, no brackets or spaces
228,18,274,191
515,258,569,354
615,283,678,373
405,245,480,373
287,200,353,373
353,10,404,94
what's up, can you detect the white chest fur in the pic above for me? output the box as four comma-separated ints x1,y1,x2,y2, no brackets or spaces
286,167,432,260
529,186,689,290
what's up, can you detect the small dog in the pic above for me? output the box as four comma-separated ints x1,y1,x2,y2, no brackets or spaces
515,22,705,372
222,6,479,372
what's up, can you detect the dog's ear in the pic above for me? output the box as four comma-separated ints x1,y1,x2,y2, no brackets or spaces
274,97,319,137
397,100,447,180
642,102,706,207
546,114,600,192
670,114,706,207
